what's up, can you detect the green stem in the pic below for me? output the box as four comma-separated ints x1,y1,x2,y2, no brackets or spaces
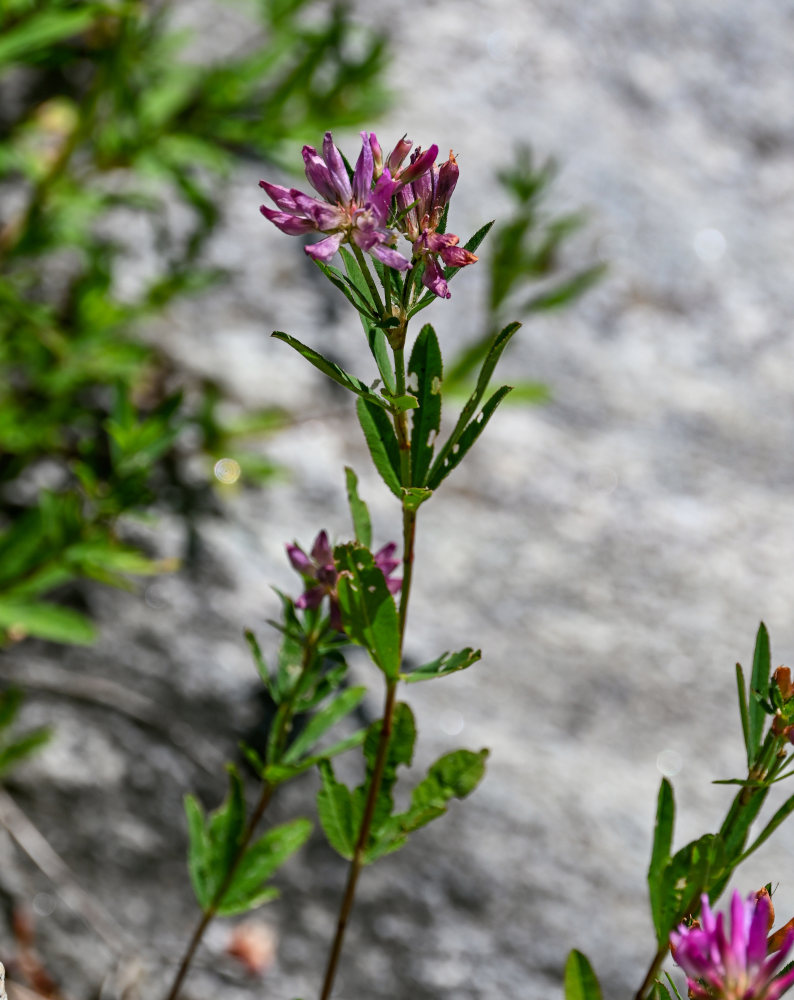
352,244,385,317
165,629,320,1000
318,344,418,1000
383,267,392,315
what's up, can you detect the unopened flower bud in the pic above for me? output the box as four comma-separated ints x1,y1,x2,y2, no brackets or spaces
754,887,775,931
774,666,794,701
370,133,383,176
387,135,413,174
435,150,459,208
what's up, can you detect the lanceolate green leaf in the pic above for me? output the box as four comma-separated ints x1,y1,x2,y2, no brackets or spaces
427,320,520,487
0,728,51,777
334,544,401,679
404,647,482,683
736,791,794,865
427,385,513,490
264,729,366,783
317,760,359,859
0,8,101,68
564,950,603,1000
356,397,402,498
408,324,443,487
359,702,416,840
281,686,367,764
736,662,751,768
345,466,373,547
367,326,396,393
272,331,390,410
216,818,312,916
749,623,771,764
648,778,674,942
365,746,488,863
0,599,96,645
184,794,211,909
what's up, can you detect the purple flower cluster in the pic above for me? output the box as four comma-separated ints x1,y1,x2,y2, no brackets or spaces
286,530,401,631
396,148,478,299
259,131,477,298
671,892,794,1000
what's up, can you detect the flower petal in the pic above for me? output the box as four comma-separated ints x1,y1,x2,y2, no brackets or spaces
369,242,412,272
259,180,301,213
286,543,312,574
400,144,438,185
421,255,450,298
311,530,334,565
435,152,459,207
296,585,325,610
352,132,374,204
441,245,479,267
387,135,412,174
302,145,338,202
260,206,316,235
291,191,345,230
305,232,344,262
323,131,352,202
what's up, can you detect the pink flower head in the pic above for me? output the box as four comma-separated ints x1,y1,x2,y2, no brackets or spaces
394,149,478,299
286,532,401,631
260,131,413,272
670,892,794,1000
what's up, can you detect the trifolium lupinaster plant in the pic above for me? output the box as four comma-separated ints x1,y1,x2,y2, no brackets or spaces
165,132,794,1000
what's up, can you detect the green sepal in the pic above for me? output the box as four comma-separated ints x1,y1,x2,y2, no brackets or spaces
408,324,443,487
403,647,481,683
564,950,603,1000
334,543,401,679
345,466,372,548
356,397,402,498
272,331,389,410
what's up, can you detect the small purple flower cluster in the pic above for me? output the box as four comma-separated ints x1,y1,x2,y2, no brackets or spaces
286,530,401,631
259,131,477,299
671,891,794,1000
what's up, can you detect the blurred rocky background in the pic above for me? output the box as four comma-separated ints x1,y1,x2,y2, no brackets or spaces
2,1,794,999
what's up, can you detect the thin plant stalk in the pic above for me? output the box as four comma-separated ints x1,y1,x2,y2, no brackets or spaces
318,341,417,1000
165,630,320,1000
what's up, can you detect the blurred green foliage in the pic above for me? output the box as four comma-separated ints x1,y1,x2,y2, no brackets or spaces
0,0,389,646
445,145,606,401
0,686,50,777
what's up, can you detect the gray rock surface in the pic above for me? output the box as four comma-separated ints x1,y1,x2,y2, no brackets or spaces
4,1,794,999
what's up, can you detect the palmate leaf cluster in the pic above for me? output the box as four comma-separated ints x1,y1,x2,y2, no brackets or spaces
0,0,389,646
